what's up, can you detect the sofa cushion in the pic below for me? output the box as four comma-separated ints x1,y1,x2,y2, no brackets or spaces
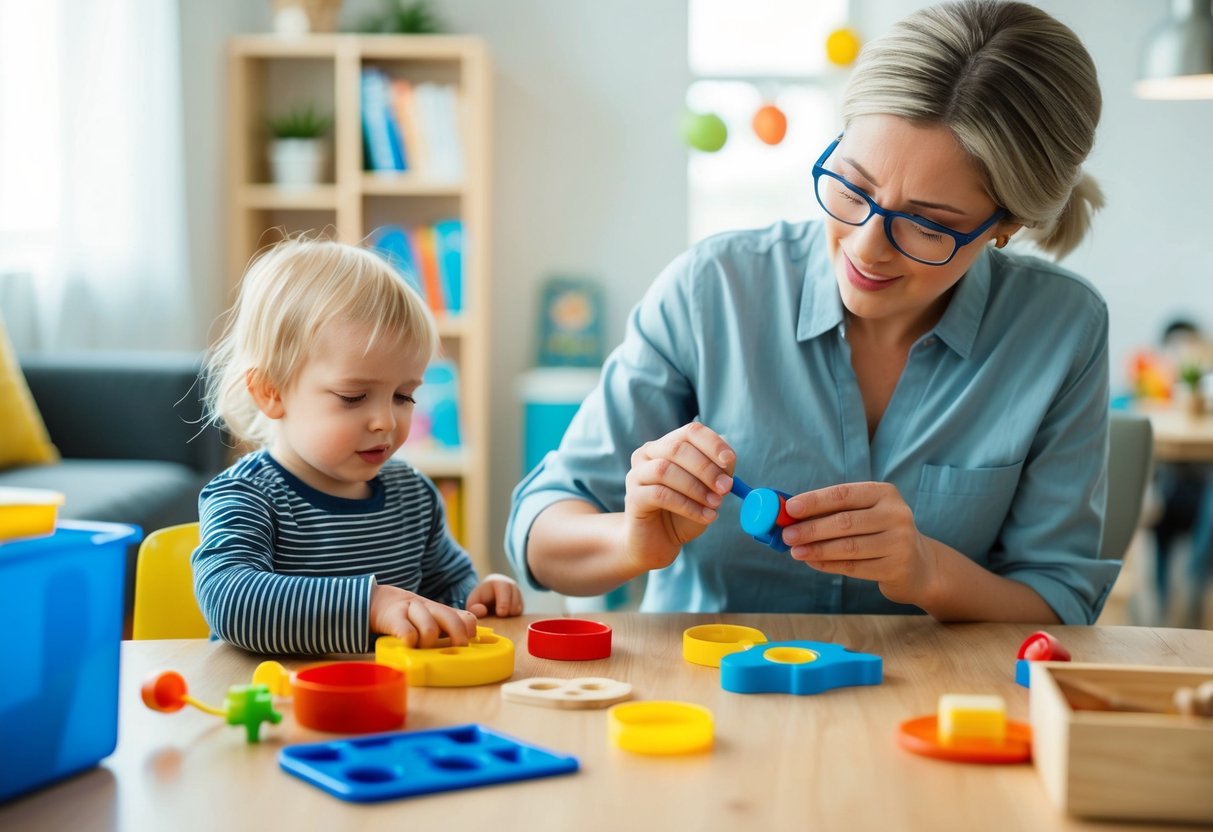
0,311,59,469
0,458,203,527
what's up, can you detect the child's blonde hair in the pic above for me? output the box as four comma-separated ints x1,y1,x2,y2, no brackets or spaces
205,236,438,446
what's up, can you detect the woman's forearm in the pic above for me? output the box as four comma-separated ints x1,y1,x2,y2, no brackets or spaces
917,538,1060,623
525,500,646,596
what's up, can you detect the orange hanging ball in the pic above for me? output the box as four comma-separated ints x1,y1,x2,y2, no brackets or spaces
752,104,787,146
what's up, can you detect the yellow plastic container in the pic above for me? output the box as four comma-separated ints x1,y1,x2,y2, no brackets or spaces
0,488,65,541
608,701,714,755
682,623,768,668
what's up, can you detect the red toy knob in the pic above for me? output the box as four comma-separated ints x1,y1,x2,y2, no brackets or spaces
1016,631,1070,662
142,670,189,712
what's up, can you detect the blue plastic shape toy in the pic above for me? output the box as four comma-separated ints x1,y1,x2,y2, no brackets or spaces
279,724,578,802
731,475,793,553
720,640,883,695
1015,658,1031,688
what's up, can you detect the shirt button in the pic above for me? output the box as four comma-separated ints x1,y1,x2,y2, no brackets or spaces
924,337,937,346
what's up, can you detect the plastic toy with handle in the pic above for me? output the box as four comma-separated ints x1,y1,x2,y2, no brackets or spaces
141,670,281,743
731,475,794,552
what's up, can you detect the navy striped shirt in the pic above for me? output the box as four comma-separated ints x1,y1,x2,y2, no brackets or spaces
193,450,478,655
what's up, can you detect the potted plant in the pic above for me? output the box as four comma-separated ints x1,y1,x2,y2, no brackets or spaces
1179,362,1206,417
267,101,333,188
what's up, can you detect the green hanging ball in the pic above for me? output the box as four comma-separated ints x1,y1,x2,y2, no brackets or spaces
680,111,728,153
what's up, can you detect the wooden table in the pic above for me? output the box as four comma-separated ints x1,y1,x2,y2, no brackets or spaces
1144,406,1213,463
3,614,1212,831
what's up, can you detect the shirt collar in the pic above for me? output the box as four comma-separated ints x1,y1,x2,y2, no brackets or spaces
795,226,992,359
797,225,846,342
931,248,991,359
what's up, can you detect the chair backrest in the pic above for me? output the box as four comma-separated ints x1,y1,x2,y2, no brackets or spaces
132,521,209,639
1101,411,1154,559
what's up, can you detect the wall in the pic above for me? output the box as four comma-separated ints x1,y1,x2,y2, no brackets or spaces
182,0,690,574
180,0,1213,578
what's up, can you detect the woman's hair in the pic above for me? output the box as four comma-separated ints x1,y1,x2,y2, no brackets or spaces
204,236,438,446
841,0,1103,259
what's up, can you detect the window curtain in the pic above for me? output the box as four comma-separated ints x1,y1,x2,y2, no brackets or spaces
0,0,191,351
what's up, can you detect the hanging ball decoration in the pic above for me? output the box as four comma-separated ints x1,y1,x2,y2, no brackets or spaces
752,104,788,146
680,111,728,153
825,27,862,67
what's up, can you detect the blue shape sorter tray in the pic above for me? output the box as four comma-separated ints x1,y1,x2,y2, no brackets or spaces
279,724,579,802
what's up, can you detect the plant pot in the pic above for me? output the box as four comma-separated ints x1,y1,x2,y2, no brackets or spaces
270,0,343,35
269,138,326,188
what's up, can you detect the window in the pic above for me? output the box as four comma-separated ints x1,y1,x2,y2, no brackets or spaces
687,0,848,243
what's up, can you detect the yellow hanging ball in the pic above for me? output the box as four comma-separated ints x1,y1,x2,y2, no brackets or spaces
826,27,861,67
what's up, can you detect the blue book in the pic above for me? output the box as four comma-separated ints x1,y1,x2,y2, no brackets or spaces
360,70,398,171
432,219,463,313
370,225,424,299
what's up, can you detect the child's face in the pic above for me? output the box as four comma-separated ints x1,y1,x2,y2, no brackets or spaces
267,318,428,499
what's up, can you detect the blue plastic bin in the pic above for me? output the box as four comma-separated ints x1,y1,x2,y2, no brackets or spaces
0,521,141,803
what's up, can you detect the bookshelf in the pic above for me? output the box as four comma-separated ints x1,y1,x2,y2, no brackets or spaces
226,34,492,575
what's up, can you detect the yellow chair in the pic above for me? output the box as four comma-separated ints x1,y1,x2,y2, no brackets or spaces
132,522,210,639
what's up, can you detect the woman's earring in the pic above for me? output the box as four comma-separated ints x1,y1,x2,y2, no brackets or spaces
994,234,1010,249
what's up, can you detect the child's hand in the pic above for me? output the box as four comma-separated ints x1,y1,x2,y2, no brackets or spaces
465,573,524,618
370,584,477,648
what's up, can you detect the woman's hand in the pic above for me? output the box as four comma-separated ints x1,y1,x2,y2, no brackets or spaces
622,422,736,574
465,573,524,618
782,482,939,606
370,584,478,648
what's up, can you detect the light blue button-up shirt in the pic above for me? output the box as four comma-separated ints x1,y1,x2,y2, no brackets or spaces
506,221,1120,624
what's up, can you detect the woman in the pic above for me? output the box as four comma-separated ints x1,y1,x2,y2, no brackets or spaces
506,0,1120,624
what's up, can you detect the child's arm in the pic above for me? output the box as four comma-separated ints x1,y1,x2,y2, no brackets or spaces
193,478,377,654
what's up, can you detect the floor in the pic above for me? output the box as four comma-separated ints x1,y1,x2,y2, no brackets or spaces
1099,529,1213,628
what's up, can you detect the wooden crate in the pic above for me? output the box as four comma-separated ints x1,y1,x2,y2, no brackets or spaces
1029,662,1213,823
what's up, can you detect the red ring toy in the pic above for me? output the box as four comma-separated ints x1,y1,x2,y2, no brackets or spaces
292,661,407,733
527,618,612,661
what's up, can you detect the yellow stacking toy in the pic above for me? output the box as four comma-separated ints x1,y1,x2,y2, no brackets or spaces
937,693,1008,745
682,624,768,668
608,701,714,755
375,626,514,687
0,488,64,541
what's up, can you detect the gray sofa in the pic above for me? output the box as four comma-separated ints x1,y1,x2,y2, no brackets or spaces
2,352,228,627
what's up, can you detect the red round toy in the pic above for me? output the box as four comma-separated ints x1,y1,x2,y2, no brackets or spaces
141,670,189,712
1017,631,1070,662
292,661,407,733
527,618,612,661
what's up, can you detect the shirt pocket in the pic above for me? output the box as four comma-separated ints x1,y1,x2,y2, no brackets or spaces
914,461,1025,561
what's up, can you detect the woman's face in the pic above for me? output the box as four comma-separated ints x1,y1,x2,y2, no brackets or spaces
822,114,1015,336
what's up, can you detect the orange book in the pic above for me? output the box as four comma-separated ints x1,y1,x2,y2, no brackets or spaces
436,479,463,545
408,225,444,314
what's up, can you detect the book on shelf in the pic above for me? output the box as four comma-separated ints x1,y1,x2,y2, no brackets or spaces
360,68,406,172
370,221,464,316
404,358,462,450
360,71,463,179
435,478,463,545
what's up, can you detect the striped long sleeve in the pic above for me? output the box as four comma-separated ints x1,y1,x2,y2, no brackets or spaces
193,451,478,655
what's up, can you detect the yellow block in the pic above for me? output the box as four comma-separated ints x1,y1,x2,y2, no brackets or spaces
937,693,1007,745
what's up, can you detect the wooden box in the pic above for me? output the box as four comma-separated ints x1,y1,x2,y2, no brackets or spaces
1029,662,1213,823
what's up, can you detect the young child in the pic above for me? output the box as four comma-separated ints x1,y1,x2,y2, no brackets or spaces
194,237,522,655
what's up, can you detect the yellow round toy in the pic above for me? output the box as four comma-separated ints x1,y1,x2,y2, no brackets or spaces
826,27,862,67
608,701,714,755
375,626,514,687
683,623,768,668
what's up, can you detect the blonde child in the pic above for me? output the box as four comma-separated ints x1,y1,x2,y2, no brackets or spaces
195,237,521,655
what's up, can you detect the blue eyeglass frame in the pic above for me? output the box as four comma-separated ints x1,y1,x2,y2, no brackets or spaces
812,135,1005,266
